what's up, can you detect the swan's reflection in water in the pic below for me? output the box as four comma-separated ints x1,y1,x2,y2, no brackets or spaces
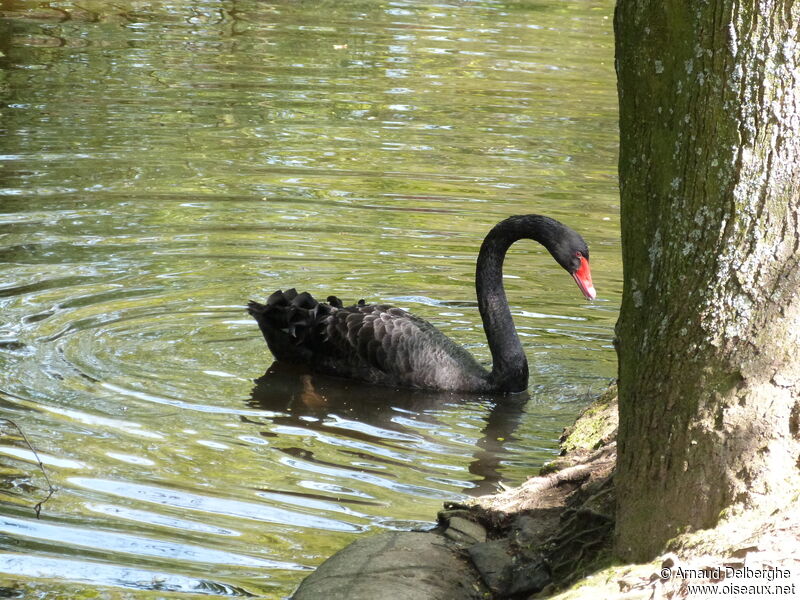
246,362,527,498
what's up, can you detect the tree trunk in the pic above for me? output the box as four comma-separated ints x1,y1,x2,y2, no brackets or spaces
614,0,800,560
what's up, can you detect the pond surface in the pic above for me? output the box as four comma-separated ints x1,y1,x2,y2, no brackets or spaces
0,0,619,597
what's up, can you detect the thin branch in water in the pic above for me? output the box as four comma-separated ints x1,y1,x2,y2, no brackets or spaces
0,418,55,518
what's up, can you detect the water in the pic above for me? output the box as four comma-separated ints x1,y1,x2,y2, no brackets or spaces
0,0,619,597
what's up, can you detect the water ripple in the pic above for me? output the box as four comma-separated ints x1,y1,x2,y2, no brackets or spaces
0,554,257,596
0,514,293,569
69,477,366,533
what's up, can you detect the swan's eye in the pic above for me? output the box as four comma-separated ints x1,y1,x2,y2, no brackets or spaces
576,251,583,258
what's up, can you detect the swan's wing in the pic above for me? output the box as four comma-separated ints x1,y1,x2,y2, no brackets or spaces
248,290,487,389
317,303,487,388
323,304,432,373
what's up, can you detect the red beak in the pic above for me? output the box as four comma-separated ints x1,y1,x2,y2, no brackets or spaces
571,255,596,301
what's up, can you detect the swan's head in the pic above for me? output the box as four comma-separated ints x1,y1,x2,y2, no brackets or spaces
487,214,597,301
546,224,596,301
568,249,596,301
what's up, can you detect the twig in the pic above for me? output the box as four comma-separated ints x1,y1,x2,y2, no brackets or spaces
1,418,55,517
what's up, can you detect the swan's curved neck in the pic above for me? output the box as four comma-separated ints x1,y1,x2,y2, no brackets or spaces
476,216,556,392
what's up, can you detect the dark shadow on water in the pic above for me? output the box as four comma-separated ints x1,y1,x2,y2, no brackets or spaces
245,362,527,496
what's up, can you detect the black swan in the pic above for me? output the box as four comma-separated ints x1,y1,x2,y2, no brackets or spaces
248,215,595,393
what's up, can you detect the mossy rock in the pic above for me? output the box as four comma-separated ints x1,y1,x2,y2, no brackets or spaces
559,383,618,456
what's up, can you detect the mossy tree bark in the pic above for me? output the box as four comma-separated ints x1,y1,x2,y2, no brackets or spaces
614,0,800,560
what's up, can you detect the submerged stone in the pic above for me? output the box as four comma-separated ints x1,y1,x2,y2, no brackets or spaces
291,531,486,600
